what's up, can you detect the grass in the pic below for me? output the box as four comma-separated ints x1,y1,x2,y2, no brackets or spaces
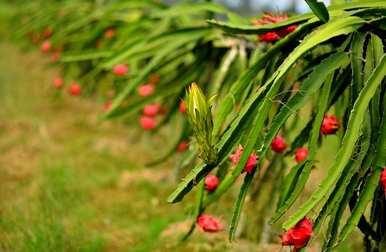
0,39,365,252
0,41,177,251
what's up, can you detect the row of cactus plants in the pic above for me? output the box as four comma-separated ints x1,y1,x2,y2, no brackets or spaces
10,0,386,251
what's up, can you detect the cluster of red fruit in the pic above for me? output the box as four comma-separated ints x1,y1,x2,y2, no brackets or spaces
229,145,259,173
252,13,297,42
27,27,52,45
41,41,62,63
197,148,225,232
196,114,343,250
140,82,160,129
38,28,63,64
121,73,160,130
112,64,159,98
53,78,81,96
197,209,313,250
271,114,341,163
140,103,161,130
52,62,186,125
54,78,115,112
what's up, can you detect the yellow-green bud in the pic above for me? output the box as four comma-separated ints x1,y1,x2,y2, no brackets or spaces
186,83,217,165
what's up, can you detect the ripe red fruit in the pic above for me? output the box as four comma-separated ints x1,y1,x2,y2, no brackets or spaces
143,103,160,117
229,145,259,173
140,116,156,130
138,84,155,97
179,100,186,113
54,78,63,89
281,218,313,250
68,83,81,96
381,168,386,196
103,101,112,112
204,175,219,192
104,28,115,39
259,31,280,41
197,214,223,233
113,64,128,76
286,24,297,33
41,40,51,53
244,153,258,173
321,115,340,135
295,147,309,163
271,135,288,153
229,145,244,165
277,25,297,38
252,13,297,42
177,141,188,152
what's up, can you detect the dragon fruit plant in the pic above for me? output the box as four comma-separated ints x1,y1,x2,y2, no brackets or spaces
11,0,386,251
15,0,252,166
167,1,386,251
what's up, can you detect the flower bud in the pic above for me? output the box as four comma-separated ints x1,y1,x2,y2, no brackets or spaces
186,83,217,165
